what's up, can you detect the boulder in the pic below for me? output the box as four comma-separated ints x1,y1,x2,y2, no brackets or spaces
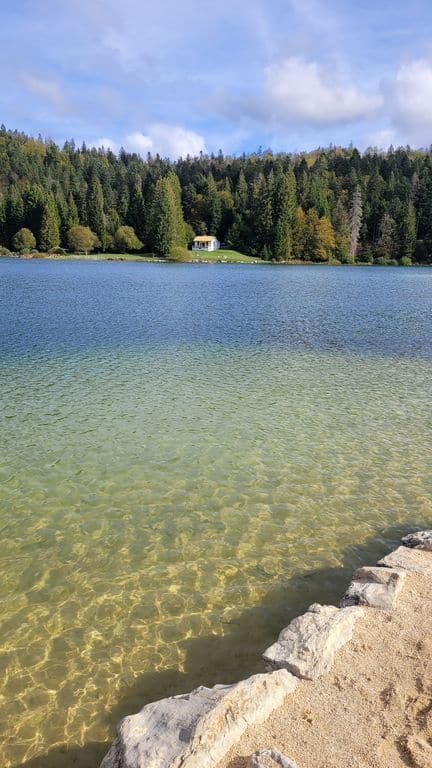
402,530,432,552
378,546,432,574
249,748,300,768
100,670,297,768
262,603,363,680
340,566,405,610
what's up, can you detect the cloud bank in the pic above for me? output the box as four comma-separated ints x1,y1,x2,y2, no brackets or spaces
2,1,432,153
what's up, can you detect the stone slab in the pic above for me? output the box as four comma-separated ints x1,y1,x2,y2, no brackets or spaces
340,566,405,610
378,546,432,574
262,603,363,680
402,530,432,552
100,669,297,768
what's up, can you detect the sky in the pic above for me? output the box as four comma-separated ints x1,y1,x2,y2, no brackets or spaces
1,0,432,158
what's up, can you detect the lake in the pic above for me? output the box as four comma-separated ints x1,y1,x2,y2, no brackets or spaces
0,260,431,767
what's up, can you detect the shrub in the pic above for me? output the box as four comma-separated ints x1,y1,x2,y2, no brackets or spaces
358,245,373,263
0,245,11,255
114,225,143,252
12,228,36,253
169,246,191,262
400,256,412,267
67,225,99,254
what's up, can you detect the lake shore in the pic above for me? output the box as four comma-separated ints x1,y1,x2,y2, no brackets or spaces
101,532,432,768
219,547,432,768
2,252,428,265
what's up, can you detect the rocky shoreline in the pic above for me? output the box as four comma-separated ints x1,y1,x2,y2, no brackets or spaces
100,530,432,768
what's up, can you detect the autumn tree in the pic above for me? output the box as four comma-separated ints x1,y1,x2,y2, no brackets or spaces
114,225,143,252
67,225,99,254
13,227,36,252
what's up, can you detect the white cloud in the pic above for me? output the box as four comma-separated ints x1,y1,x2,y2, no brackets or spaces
389,59,432,145
21,73,70,113
125,124,206,158
264,57,382,125
94,137,118,152
361,128,398,151
125,131,153,154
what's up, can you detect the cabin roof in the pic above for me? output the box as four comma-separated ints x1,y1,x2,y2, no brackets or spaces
193,235,217,242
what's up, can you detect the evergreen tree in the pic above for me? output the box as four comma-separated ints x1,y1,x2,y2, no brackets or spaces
206,172,222,235
39,194,60,252
6,186,24,246
272,168,296,261
235,169,248,211
127,183,146,241
400,199,416,263
87,168,106,250
66,193,79,232
150,175,186,256
375,213,397,263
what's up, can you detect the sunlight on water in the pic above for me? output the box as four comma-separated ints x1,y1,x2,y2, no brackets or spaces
0,345,431,766
0,262,431,767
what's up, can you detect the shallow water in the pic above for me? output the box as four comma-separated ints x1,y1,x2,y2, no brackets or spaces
0,261,431,767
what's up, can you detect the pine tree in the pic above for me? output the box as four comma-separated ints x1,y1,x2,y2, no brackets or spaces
67,193,79,232
6,186,24,246
22,185,45,241
206,172,222,235
400,199,416,263
87,168,106,250
167,172,187,247
375,213,397,263
235,169,248,211
150,175,186,256
39,194,60,252
127,183,146,241
272,168,296,261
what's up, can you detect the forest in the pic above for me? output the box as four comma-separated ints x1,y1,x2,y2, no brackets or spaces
1,125,432,264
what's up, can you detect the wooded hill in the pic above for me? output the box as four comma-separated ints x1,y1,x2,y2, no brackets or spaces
1,125,432,263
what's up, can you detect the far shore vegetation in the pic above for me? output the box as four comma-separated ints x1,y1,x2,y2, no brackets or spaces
1,125,432,265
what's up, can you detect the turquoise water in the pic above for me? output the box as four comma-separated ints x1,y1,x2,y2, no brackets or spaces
0,261,431,767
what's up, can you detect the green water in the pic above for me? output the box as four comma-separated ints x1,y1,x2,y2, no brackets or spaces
0,262,431,766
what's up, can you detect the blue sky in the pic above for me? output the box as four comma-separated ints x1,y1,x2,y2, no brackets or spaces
1,0,432,157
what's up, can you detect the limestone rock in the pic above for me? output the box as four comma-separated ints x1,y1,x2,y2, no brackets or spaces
378,546,432,574
262,603,363,680
249,747,300,768
100,670,297,768
340,566,405,610
402,530,432,551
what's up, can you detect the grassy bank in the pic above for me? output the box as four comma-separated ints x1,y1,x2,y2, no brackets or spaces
187,249,262,263
7,249,261,264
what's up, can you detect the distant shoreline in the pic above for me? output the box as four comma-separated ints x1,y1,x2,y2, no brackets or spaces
0,253,427,266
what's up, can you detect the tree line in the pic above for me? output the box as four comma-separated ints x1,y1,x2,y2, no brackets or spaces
0,125,432,264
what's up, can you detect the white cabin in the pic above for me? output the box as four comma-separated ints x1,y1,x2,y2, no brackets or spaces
192,235,220,252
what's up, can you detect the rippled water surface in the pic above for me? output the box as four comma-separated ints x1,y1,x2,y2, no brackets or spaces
0,260,431,767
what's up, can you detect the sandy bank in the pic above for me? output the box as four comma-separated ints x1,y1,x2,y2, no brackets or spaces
219,568,432,768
